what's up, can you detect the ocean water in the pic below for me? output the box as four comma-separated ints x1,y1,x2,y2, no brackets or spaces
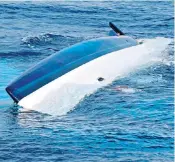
0,1,174,162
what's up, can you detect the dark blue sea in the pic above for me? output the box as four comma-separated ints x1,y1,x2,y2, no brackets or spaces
0,1,174,162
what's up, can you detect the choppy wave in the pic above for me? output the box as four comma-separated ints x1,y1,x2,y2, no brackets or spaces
22,33,75,46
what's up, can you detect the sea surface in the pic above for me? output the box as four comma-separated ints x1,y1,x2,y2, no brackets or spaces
0,1,174,162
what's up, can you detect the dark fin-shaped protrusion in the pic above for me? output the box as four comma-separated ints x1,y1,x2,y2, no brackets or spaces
109,22,125,35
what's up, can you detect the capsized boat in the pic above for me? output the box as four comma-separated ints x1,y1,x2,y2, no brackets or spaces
6,22,138,109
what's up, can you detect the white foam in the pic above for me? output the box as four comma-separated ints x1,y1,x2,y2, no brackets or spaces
19,37,171,116
119,88,138,93
114,87,142,93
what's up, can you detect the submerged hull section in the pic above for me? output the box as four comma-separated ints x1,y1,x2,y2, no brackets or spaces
6,36,137,103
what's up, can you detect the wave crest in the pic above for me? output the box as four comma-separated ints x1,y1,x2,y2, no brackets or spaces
22,33,74,46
